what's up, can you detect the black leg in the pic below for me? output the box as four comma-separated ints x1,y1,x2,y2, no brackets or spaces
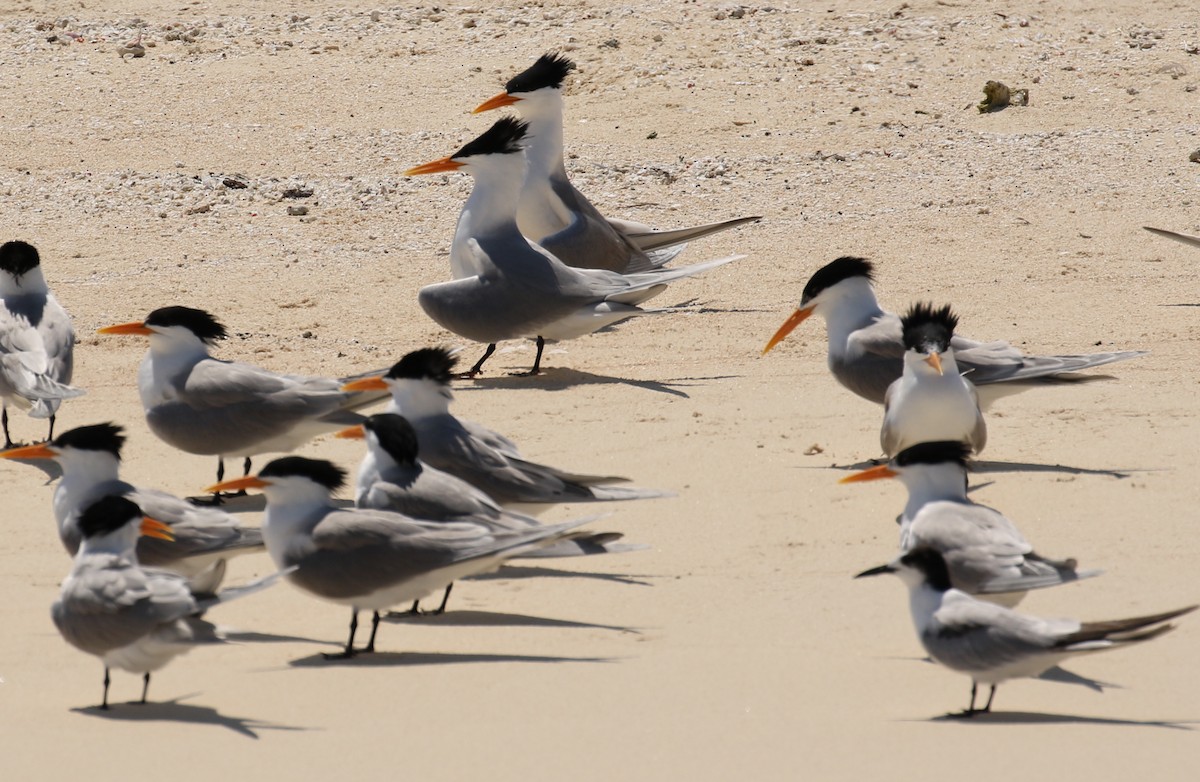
139,672,151,704
101,667,111,710
463,343,496,378
242,456,253,477
216,457,225,484
982,685,996,713
2,406,11,449
47,413,56,442
511,336,545,377
363,611,381,653
431,583,454,615
323,610,360,660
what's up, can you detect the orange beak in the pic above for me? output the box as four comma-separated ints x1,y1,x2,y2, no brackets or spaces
140,517,175,541
204,475,271,495
924,352,943,375
335,424,366,440
472,91,521,114
839,464,898,484
405,157,466,176
0,443,57,460
762,306,814,355
97,321,152,336
341,376,388,392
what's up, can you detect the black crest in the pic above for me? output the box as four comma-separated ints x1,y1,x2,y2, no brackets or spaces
899,547,953,592
893,441,971,470
0,240,41,279
800,256,875,305
385,347,458,385
364,413,420,466
452,117,529,161
505,52,576,94
77,495,144,540
259,456,347,492
53,423,126,457
144,306,228,342
901,302,958,353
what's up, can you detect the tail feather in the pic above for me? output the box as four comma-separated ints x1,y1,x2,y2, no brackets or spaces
624,216,762,252
1144,226,1200,249
1058,605,1198,647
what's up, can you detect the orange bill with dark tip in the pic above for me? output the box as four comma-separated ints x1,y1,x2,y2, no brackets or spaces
205,476,271,495
838,465,898,484
924,352,943,375
405,157,466,177
335,425,366,440
472,91,521,114
97,322,152,336
341,376,388,392
762,306,814,355
140,517,175,542
0,443,57,460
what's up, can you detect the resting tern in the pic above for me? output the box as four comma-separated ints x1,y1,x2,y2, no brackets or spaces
856,547,1195,716
0,422,263,584
337,413,644,613
841,441,1098,605
0,240,83,447
473,52,760,274
1143,226,1200,249
342,347,673,509
52,495,283,709
207,456,602,658
406,117,744,375
98,306,389,491
880,303,986,456
762,256,1146,406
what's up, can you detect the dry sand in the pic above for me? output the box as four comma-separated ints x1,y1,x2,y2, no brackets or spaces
2,1,1199,779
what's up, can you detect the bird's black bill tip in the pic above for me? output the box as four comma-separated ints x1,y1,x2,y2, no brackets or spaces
854,564,895,579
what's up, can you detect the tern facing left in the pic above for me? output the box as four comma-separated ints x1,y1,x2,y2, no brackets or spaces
406,117,744,375
856,547,1195,716
881,302,985,457
0,240,83,447
1143,226,1200,249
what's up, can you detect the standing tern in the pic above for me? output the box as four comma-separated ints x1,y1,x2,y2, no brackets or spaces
337,412,644,613
1143,226,1200,249
52,495,283,709
406,117,744,375
881,302,986,456
762,256,1146,406
0,240,83,447
473,52,760,274
0,422,263,584
97,306,389,493
207,456,603,658
856,547,1195,716
841,441,1098,605
342,347,673,509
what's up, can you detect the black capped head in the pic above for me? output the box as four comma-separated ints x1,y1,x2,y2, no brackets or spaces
363,413,419,466
451,117,528,161
0,240,41,279
258,456,347,492
52,423,126,458
800,256,875,305
505,52,576,95
893,441,971,471
77,495,143,540
385,347,457,385
901,302,958,354
897,547,953,592
144,306,228,343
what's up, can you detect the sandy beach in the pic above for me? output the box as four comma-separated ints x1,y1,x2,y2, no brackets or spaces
2,1,1199,778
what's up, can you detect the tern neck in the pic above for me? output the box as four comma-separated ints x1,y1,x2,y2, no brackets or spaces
899,463,969,519
54,452,123,528
819,278,885,358
519,91,568,181
77,526,139,559
907,582,948,636
387,379,452,421
261,488,336,569
457,155,528,236
0,265,48,297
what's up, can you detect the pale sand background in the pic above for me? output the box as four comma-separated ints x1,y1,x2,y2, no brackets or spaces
2,1,1199,778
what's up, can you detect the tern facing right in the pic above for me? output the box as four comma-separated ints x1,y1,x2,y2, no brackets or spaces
856,547,1195,716
406,117,744,375
207,456,605,658
473,52,760,274
762,256,1146,406
0,240,83,447
52,495,282,709
842,442,1098,605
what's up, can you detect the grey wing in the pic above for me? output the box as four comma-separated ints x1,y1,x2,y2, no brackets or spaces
534,177,652,274
967,381,988,452
129,486,263,564
923,594,1059,672
361,466,503,521
907,504,1033,592
834,316,906,404
880,380,900,455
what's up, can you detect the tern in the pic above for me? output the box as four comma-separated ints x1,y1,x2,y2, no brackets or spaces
97,306,389,492
856,546,1195,716
337,412,645,613
1143,226,1200,249
52,495,283,709
342,347,673,509
406,117,744,375
0,422,263,585
841,441,1098,605
881,302,986,456
762,256,1146,406
473,52,760,274
207,456,603,658
0,240,83,447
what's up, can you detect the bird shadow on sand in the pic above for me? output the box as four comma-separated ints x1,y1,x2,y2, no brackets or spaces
926,711,1197,730
72,694,309,738
470,563,655,587
460,366,735,399
288,650,613,669
382,609,639,634
886,656,1119,695
1,453,62,483
223,630,343,646
821,459,1154,480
